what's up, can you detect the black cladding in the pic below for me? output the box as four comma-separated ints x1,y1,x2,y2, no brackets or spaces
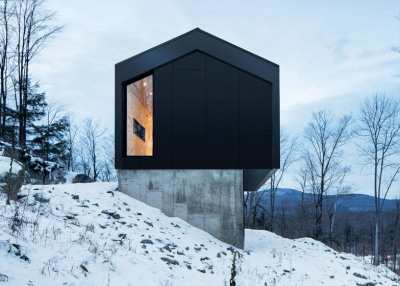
115,28,280,191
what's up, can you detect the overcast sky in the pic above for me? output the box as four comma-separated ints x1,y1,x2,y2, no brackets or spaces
32,0,400,198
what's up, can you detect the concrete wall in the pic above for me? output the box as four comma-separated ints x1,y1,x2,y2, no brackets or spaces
118,169,244,248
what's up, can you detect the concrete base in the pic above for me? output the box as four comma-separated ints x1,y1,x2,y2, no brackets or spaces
118,169,244,248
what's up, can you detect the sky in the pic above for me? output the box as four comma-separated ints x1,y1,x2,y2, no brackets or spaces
31,0,400,198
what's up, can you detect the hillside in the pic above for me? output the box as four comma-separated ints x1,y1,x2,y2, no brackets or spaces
0,183,398,286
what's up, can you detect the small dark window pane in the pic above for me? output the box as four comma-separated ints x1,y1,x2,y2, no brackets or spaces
133,118,146,141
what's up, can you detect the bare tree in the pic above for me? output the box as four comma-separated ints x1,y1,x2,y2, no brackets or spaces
81,117,106,182
14,0,61,146
264,129,299,231
357,93,400,265
247,128,299,230
99,134,116,182
325,170,352,241
394,198,400,273
0,0,15,138
65,113,79,171
302,109,352,240
296,165,311,236
76,144,91,177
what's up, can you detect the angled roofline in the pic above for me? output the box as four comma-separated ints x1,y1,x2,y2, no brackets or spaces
115,28,279,87
116,28,279,68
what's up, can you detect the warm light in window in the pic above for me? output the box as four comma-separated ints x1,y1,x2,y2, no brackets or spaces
126,75,153,156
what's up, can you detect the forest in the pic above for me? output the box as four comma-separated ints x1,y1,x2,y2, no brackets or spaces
245,100,400,274
0,0,115,184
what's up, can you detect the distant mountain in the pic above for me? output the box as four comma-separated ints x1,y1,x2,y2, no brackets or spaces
252,188,398,214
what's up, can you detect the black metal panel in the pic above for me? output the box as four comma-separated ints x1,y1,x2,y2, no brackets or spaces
239,72,273,136
240,136,272,168
173,137,206,168
115,77,123,168
206,103,239,168
154,63,172,102
243,169,274,192
206,56,239,102
173,51,205,70
139,103,173,168
173,70,206,136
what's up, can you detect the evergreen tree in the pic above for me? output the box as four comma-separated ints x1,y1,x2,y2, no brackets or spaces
30,97,69,163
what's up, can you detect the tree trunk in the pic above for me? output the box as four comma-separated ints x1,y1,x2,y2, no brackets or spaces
373,216,379,265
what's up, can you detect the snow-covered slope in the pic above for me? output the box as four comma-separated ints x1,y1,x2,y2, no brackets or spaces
0,183,398,286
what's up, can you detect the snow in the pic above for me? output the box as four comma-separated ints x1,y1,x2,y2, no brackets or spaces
0,156,22,176
65,171,79,183
0,182,398,286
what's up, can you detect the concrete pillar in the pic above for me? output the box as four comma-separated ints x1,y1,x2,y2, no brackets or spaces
118,169,244,248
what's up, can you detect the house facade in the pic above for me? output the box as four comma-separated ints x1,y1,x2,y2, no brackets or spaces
115,29,279,248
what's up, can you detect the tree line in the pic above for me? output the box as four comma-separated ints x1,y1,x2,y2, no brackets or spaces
246,94,400,273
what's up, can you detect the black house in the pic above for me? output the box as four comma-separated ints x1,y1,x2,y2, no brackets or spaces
115,28,279,192
115,29,279,248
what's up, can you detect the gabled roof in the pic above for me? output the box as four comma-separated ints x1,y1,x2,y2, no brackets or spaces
115,28,279,90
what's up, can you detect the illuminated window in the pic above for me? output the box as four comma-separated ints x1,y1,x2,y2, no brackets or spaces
126,75,153,156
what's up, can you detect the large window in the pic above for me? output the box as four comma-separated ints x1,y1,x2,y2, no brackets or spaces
126,75,153,156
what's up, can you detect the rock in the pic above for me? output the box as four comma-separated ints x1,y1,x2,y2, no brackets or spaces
26,166,66,185
80,265,89,273
161,257,179,265
112,213,121,219
0,163,25,201
32,193,50,203
177,251,185,255
353,273,367,279
0,273,8,282
72,174,93,183
118,233,127,239
144,221,153,227
101,210,120,219
20,254,29,261
163,245,172,252
102,210,116,215
141,239,153,244
72,195,79,200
